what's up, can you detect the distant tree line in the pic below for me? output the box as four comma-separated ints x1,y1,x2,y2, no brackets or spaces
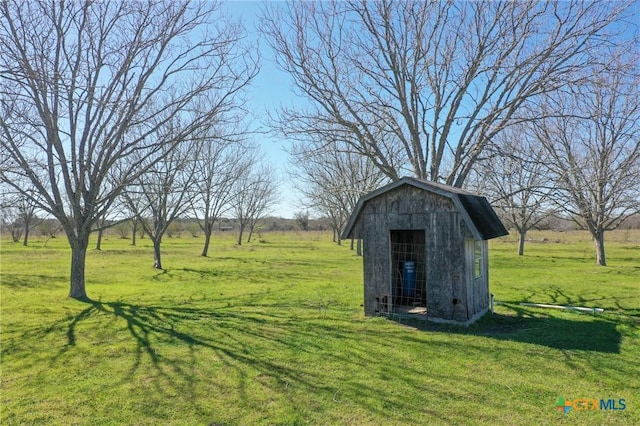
0,214,341,245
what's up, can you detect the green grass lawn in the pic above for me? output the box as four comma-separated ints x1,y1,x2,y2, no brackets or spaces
1,230,639,425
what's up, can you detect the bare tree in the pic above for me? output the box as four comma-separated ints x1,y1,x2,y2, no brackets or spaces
93,212,109,251
261,0,632,187
125,138,198,269
114,220,130,240
0,183,43,245
295,210,310,231
472,127,557,255
16,191,42,246
91,194,130,250
532,55,640,266
39,218,62,246
2,192,42,247
288,137,389,246
121,190,146,246
232,164,279,245
191,126,253,256
0,195,22,242
0,1,257,298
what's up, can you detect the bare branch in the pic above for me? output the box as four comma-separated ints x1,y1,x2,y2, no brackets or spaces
261,0,633,186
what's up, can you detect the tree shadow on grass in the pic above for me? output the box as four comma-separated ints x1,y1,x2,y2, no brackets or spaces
518,284,639,314
5,296,635,425
478,304,622,353
59,299,360,423
54,298,466,425
65,299,306,372
390,303,623,353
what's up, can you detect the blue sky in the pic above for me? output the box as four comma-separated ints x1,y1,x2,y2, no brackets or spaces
223,1,301,218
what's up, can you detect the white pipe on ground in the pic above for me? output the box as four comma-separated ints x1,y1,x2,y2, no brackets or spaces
519,302,604,313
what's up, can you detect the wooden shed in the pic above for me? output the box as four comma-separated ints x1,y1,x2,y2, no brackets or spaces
342,177,508,325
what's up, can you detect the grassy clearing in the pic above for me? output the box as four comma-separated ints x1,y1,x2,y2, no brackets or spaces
1,230,639,425
491,230,640,313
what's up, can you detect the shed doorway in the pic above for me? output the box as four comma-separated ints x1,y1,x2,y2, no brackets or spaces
390,230,427,314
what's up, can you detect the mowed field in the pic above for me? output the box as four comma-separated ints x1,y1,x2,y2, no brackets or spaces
1,230,639,425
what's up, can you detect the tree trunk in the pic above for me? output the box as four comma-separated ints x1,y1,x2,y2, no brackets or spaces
131,221,137,246
237,224,244,246
69,233,90,300
247,225,254,243
22,225,30,246
356,238,362,256
153,239,163,269
95,228,104,250
517,230,526,256
593,230,606,266
350,238,354,250
201,229,212,257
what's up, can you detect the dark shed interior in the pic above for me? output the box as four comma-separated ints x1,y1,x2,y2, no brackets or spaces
390,230,427,312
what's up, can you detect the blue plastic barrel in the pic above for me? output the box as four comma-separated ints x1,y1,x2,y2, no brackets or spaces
403,261,416,298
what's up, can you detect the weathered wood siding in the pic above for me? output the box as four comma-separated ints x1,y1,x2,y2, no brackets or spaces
464,239,490,320
478,240,490,313
355,185,485,322
361,212,391,315
426,211,467,322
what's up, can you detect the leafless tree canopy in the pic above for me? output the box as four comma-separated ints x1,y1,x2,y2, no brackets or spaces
124,130,200,269
232,163,279,245
531,54,640,265
0,181,43,245
261,0,632,187
0,0,257,297
288,138,389,244
190,123,255,257
471,126,558,255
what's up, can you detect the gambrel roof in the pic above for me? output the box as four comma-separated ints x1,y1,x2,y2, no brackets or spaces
342,176,509,240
